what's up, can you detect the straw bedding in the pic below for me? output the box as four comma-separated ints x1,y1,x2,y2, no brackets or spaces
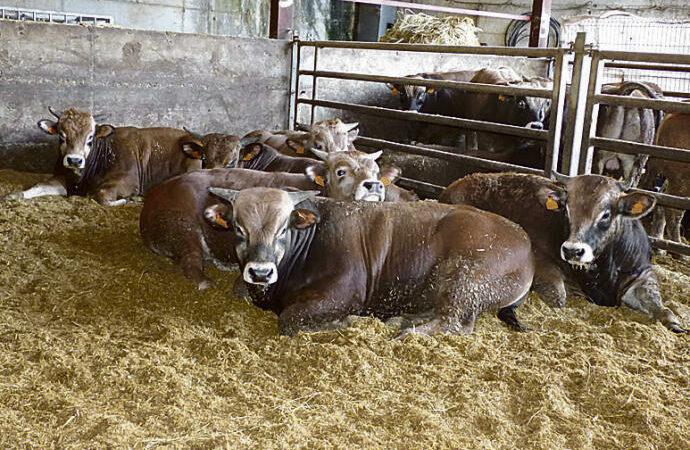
0,169,688,449
380,11,481,46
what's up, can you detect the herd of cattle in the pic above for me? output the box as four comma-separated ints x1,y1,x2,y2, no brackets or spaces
2,65,688,336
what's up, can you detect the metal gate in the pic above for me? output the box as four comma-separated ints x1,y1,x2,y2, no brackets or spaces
288,33,690,256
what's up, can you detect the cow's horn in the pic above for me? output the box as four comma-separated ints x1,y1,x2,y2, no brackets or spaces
364,150,383,160
345,122,359,131
551,170,571,185
48,106,62,119
310,149,329,160
208,187,240,203
287,190,320,206
183,126,204,141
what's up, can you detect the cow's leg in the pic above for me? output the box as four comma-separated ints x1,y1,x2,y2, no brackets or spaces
665,208,684,243
620,269,686,333
176,247,215,291
277,285,362,335
497,292,529,332
532,256,567,308
94,178,138,206
2,177,67,200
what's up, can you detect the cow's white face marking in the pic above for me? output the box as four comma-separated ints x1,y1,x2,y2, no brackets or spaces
56,113,96,174
560,241,595,266
314,151,385,201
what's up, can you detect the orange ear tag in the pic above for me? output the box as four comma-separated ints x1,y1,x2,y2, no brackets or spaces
242,153,254,161
631,200,644,215
427,88,435,94
215,213,229,229
296,146,305,155
381,177,391,186
391,88,399,96
314,175,325,187
545,198,559,210
192,150,203,159
498,94,507,101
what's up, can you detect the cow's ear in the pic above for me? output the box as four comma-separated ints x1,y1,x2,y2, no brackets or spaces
240,142,263,161
290,209,319,229
95,124,115,138
380,165,401,186
286,137,307,155
38,119,58,135
305,164,328,188
181,138,205,160
347,127,359,142
203,203,232,230
617,192,656,218
386,83,401,96
536,185,566,212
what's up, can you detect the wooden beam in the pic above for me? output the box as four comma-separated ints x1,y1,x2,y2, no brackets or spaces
269,0,293,39
529,0,552,47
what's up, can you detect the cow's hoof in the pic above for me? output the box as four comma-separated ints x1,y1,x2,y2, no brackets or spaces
667,323,687,334
1,193,21,201
198,280,215,291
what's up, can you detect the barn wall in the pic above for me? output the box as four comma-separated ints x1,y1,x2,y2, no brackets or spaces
403,0,690,46
0,20,291,172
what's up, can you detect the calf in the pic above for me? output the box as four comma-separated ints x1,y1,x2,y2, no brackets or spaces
179,127,243,169
205,187,534,336
640,111,690,246
439,172,685,333
593,81,662,184
2,107,199,205
239,143,418,202
386,69,481,113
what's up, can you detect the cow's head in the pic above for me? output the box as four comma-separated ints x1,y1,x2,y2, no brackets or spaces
495,77,552,130
386,76,435,112
542,173,656,268
38,107,114,174
181,128,246,169
306,150,398,202
206,187,320,286
286,119,358,154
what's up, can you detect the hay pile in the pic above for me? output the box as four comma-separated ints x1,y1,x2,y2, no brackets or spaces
0,169,689,448
380,11,481,46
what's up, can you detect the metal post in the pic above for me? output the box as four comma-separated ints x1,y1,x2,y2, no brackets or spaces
310,47,319,126
560,32,590,175
578,53,604,174
270,0,294,40
287,33,300,130
529,0,552,48
544,50,567,175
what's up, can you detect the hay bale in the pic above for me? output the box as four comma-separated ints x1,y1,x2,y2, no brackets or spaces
380,11,481,46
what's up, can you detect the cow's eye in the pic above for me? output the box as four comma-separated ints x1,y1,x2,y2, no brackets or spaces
315,144,323,150
278,226,287,238
336,169,346,177
87,134,94,145
235,225,245,236
518,100,527,109
598,211,612,230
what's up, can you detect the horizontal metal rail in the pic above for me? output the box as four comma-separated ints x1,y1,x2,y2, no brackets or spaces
596,50,690,66
589,137,690,164
355,136,544,175
397,177,444,197
649,237,690,256
335,0,531,21
298,70,554,98
603,62,690,73
594,94,690,114
664,91,690,99
297,98,549,140
633,189,690,211
299,40,561,58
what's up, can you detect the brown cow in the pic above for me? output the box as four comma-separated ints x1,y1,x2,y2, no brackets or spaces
386,69,481,113
205,187,534,336
640,111,690,246
439,172,685,333
238,143,418,202
179,127,243,169
2,107,200,205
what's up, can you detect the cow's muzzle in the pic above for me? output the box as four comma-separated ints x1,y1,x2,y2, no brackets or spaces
561,242,594,266
525,121,544,130
243,262,278,286
357,180,385,202
63,154,85,169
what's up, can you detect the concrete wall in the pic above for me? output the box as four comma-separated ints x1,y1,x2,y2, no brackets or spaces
0,20,290,172
1,0,271,36
403,0,690,46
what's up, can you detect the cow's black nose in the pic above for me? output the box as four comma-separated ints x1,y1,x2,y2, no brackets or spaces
66,156,83,166
528,122,544,130
249,266,273,282
363,181,384,193
562,246,585,260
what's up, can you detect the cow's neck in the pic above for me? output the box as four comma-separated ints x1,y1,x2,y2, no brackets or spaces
59,136,114,195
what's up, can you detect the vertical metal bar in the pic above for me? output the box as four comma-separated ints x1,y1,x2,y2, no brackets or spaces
288,33,300,130
544,50,567,176
529,0,552,48
578,53,604,174
560,32,588,175
310,46,319,126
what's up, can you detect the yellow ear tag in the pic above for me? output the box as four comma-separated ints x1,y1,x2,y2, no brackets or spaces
546,198,559,210
427,88,435,94
192,150,203,159
631,200,644,215
314,175,325,187
296,146,305,155
391,88,399,96
498,94,507,101
242,153,254,161
215,213,229,229
381,177,391,186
